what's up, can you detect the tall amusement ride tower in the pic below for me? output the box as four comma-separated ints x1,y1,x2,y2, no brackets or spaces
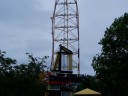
51,0,80,74
45,1,80,96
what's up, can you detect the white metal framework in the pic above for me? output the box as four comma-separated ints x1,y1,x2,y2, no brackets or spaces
51,0,80,74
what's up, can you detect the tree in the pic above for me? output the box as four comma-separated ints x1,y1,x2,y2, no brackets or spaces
12,53,48,96
76,75,100,92
0,50,16,96
92,13,128,96
0,50,16,75
0,51,48,96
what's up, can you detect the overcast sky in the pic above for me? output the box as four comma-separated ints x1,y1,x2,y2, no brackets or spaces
0,0,128,75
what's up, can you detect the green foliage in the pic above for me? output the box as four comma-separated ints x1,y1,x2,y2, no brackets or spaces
92,13,128,96
76,75,100,92
0,51,48,96
0,51,16,75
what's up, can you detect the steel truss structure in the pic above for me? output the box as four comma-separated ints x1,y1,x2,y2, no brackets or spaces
51,0,80,74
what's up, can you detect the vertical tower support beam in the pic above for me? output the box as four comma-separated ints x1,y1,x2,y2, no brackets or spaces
51,0,80,74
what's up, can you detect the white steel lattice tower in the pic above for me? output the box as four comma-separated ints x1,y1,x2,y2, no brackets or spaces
51,0,80,74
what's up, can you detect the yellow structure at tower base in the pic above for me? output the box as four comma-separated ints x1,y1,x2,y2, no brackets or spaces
74,88,101,96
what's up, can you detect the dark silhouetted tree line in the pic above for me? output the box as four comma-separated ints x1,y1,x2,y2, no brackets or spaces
76,75,101,92
92,13,128,96
0,51,48,96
